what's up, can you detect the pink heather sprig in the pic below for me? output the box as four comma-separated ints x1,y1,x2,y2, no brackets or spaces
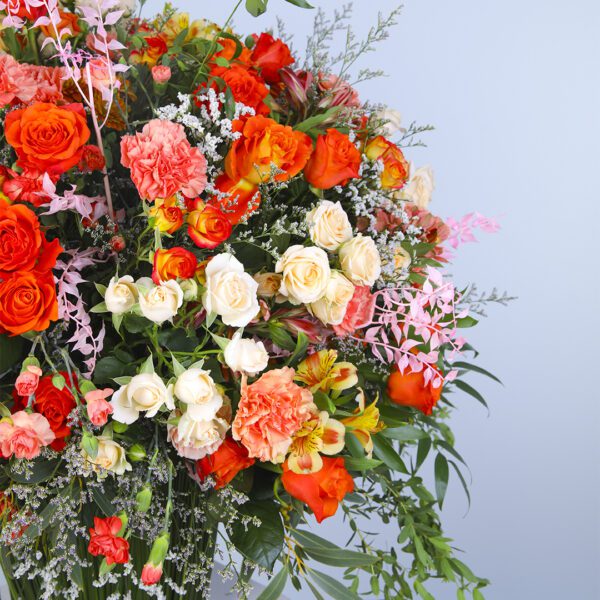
55,248,111,376
445,212,500,250
354,267,465,387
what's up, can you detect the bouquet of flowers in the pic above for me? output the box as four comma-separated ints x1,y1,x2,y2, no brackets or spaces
0,0,503,598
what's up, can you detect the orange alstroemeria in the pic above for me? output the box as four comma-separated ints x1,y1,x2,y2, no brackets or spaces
287,410,345,474
341,389,384,458
295,350,358,394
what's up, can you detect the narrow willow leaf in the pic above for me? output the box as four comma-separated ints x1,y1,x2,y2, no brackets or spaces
381,425,427,442
451,361,502,385
344,456,383,472
255,567,288,600
434,453,450,508
293,529,338,549
416,437,432,471
285,0,314,7
453,380,488,408
372,434,409,473
303,546,380,568
309,569,361,600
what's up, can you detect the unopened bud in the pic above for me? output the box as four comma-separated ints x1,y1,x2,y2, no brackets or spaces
127,443,146,462
135,485,152,513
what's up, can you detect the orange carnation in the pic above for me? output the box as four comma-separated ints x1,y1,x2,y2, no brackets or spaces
5,102,90,175
152,247,198,284
148,196,185,234
225,115,313,185
386,366,443,416
0,271,58,336
365,136,409,190
304,129,361,190
281,457,354,523
196,437,255,489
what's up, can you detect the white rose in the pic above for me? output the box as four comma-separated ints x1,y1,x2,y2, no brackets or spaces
137,277,184,324
85,436,131,476
375,108,404,137
310,271,355,326
306,200,353,251
202,254,260,327
254,272,282,298
224,331,269,376
173,368,223,421
167,411,229,460
339,235,382,287
394,247,412,273
180,278,199,302
105,275,138,315
110,372,174,424
76,0,136,16
398,164,435,209
275,245,331,305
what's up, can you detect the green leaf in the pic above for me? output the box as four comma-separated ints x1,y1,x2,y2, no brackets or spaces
309,569,361,600
313,390,335,414
94,357,135,386
372,434,408,473
284,0,314,7
139,354,154,375
416,437,432,471
452,380,488,408
170,353,186,378
0,334,27,375
268,323,296,351
230,502,284,570
449,460,471,509
255,567,288,600
245,0,268,17
51,373,66,390
292,529,338,549
434,453,450,508
112,312,123,333
456,316,478,328
381,425,427,442
414,580,435,600
210,332,231,352
81,433,99,459
21,486,72,541
6,458,60,484
158,328,199,352
89,481,117,516
295,107,340,133
304,546,379,568
286,331,309,366
94,282,107,296
206,311,218,328
89,301,108,313
344,456,383,472
451,361,502,385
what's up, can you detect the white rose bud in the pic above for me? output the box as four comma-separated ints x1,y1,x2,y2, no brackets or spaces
339,235,382,287
167,411,229,460
276,245,331,305
202,254,260,327
137,277,184,324
306,200,353,251
173,368,223,421
310,271,355,326
105,275,138,315
394,247,412,274
254,272,282,298
375,108,404,137
398,164,435,209
224,331,269,376
76,0,136,17
110,372,174,424
180,278,199,302
85,436,132,476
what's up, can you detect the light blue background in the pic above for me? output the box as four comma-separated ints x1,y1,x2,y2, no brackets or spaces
144,0,600,597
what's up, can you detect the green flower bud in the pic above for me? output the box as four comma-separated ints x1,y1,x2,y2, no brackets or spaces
148,532,170,567
127,443,147,462
135,485,153,513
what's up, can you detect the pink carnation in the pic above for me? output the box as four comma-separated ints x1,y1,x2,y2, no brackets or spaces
152,65,172,84
232,367,314,462
85,388,114,427
14,365,43,397
0,54,63,106
120,120,207,201
0,411,55,459
333,286,376,337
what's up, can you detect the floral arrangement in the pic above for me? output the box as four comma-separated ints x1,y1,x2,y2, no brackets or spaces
0,1,503,598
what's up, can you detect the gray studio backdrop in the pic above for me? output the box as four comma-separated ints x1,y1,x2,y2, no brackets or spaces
3,0,599,598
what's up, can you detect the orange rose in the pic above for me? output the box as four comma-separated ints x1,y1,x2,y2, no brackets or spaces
386,366,443,415
208,174,260,225
304,129,361,190
209,64,270,116
196,437,255,489
225,115,313,185
0,201,62,278
0,270,58,336
40,10,81,40
130,35,168,66
152,247,198,284
187,202,232,249
213,38,252,65
149,196,185,234
281,457,354,523
251,32,294,84
365,136,409,190
5,102,90,175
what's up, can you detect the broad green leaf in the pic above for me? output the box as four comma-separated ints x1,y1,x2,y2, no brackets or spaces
304,546,380,568
255,567,288,600
451,361,502,385
21,486,72,540
344,456,383,472
453,380,488,408
0,334,27,375
434,453,449,508
6,457,60,484
309,569,361,600
372,434,408,473
94,356,135,386
381,425,427,442
286,331,309,366
230,502,284,570
268,323,296,351
456,316,478,328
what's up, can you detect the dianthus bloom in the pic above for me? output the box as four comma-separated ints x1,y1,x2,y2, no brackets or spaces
232,367,314,462
120,120,207,201
332,285,376,337
0,411,55,459
88,516,130,565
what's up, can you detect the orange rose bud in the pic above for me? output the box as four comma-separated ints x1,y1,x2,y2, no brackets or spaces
304,129,361,190
0,270,58,336
281,457,354,523
208,174,260,225
225,115,313,185
365,136,409,190
152,247,198,284
196,437,255,489
187,203,232,249
5,102,91,175
149,196,185,234
386,367,443,416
